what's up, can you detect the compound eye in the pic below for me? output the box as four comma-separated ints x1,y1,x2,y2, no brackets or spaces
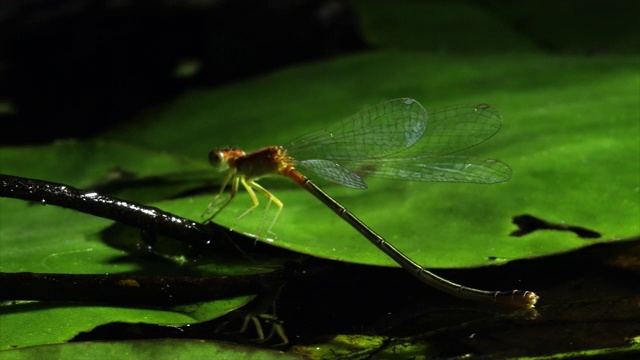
208,149,225,166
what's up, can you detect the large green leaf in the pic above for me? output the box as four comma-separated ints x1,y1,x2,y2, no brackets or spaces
102,52,638,268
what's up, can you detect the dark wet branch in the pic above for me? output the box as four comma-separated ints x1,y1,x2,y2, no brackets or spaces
0,174,297,305
0,174,223,247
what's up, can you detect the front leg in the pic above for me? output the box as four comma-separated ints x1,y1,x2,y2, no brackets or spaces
203,172,239,223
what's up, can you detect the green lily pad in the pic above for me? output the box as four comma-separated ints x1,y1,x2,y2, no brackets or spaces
0,296,253,350
103,52,639,268
0,339,296,360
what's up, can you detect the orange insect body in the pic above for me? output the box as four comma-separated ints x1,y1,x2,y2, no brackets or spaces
235,146,290,180
214,146,295,181
206,146,303,236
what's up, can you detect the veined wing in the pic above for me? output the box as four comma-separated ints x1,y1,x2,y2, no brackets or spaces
286,101,509,186
395,103,504,157
342,155,512,184
285,98,428,161
294,159,368,189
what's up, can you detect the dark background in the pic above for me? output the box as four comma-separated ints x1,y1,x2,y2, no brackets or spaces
1,0,638,145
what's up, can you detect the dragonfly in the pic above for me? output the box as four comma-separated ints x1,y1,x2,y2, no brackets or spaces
205,98,538,308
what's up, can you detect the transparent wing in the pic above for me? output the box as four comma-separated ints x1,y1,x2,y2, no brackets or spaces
342,156,512,184
294,159,368,189
285,98,428,161
400,103,503,157
285,101,509,186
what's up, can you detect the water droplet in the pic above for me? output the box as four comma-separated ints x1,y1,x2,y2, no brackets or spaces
404,98,415,105
475,103,490,111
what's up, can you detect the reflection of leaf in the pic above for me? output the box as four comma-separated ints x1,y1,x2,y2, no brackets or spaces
290,297,640,358
0,339,299,360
